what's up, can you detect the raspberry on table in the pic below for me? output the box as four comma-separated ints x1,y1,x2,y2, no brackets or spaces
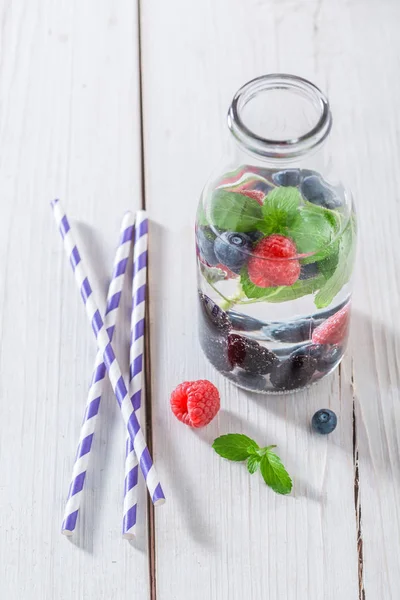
247,234,301,287
170,380,220,428
312,303,350,345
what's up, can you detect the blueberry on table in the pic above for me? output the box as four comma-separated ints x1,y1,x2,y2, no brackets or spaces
214,231,253,274
196,227,218,266
312,409,337,434
299,262,319,280
300,175,341,209
272,169,302,187
270,354,317,391
228,334,278,375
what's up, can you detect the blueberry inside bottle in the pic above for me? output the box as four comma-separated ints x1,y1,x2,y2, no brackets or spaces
196,74,356,393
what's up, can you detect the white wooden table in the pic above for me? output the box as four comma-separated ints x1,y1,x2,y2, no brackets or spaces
0,1,399,598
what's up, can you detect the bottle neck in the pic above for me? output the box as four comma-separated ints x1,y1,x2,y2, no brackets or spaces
227,74,332,162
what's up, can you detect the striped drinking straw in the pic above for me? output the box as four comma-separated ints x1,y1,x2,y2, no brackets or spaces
61,211,134,535
51,200,165,510
123,210,148,539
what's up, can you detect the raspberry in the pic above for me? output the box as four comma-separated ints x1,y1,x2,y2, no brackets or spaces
312,304,350,345
170,380,220,428
247,234,300,287
238,188,265,205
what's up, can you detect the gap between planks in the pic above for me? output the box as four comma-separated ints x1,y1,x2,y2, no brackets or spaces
350,362,366,600
136,1,158,598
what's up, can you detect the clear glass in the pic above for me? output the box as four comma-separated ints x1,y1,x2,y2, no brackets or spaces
196,74,356,393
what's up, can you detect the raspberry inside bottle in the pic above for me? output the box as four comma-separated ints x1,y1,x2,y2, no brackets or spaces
196,74,356,393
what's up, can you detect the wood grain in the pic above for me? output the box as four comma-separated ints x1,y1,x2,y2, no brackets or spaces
140,1,363,598
0,2,149,599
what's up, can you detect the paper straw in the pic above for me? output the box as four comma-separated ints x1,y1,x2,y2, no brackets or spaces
61,211,134,535
51,200,166,510
122,211,148,539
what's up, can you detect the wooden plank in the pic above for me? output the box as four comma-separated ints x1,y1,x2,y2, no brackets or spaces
0,2,149,599
141,1,360,598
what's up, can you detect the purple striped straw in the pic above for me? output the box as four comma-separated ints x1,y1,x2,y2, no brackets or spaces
61,211,135,535
123,210,148,539
51,200,166,511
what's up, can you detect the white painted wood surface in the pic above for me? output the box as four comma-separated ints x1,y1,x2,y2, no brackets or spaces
0,0,399,599
0,2,149,599
142,0,400,598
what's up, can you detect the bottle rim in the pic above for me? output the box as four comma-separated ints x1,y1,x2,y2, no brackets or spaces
227,74,332,159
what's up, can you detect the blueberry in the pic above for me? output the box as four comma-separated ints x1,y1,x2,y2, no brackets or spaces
312,409,337,434
291,343,325,361
299,262,319,280
196,227,218,266
317,345,343,372
262,318,323,343
272,169,301,187
214,232,253,274
246,230,264,244
227,310,266,332
250,180,274,195
300,175,341,209
270,354,317,391
198,293,231,335
228,334,278,375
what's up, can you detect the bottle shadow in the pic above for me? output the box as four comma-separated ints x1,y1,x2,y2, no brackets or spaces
234,308,400,484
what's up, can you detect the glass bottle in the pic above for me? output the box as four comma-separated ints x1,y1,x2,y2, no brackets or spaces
196,74,356,393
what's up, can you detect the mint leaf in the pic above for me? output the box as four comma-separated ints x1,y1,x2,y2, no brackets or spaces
212,434,259,461
210,190,263,232
247,455,261,474
261,186,301,235
314,215,356,309
289,204,339,254
260,450,293,495
197,201,209,227
240,268,325,302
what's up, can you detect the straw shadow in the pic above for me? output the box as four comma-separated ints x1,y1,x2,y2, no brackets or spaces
161,427,215,549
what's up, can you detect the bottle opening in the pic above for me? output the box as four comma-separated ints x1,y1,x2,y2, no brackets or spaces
228,74,332,159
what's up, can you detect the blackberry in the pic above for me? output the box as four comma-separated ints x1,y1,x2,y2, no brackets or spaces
228,334,278,375
270,354,317,391
198,293,231,335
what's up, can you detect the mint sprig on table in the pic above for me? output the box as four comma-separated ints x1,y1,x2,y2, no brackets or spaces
212,433,292,495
